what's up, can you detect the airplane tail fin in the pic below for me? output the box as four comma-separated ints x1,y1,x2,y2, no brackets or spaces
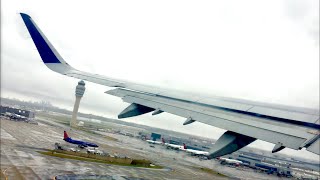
63,131,69,140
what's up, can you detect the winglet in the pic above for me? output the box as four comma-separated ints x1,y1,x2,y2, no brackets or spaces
20,13,31,19
20,13,66,64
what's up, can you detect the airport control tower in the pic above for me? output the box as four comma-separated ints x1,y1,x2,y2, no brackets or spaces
70,80,86,128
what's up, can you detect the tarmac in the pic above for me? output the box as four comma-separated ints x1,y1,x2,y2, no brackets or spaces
1,117,284,179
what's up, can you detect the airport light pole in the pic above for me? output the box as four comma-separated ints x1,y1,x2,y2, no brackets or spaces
70,80,86,128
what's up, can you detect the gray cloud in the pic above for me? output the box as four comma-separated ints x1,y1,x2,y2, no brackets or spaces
285,0,319,45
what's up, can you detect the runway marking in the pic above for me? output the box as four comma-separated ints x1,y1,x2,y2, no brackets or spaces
14,150,30,158
31,130,44,135
0,128,16,140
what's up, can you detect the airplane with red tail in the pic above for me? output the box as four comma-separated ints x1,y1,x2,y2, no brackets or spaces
63,131,98,148
180,143,209,156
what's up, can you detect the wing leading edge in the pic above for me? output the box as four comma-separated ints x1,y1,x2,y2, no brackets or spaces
20,13,320,157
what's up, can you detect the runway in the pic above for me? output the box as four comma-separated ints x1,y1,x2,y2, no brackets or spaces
0,118,223,179
1,117,283,179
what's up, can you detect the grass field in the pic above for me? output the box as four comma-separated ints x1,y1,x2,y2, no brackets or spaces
38,150,163,169
194,167,227,177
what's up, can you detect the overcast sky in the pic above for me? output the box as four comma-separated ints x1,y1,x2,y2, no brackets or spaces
1,0,319,160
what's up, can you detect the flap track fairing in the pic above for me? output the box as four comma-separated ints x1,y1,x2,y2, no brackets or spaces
118,103,154,119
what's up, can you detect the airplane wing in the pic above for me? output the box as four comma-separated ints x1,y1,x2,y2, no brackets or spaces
20,13,320,158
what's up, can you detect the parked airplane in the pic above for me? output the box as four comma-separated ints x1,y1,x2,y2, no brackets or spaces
20,13,320,158
63,131,99,148
166,143,184,150
180,144,209,156
218,157,243,166
145,138,181,149
161,138,184,150
146,139,163,145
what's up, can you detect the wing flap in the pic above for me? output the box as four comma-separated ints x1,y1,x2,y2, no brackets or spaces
106,88,316,151
307,138,320,155
248,106,319,124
